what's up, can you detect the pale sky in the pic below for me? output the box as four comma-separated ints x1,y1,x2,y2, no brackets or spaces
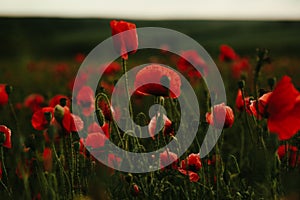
0,0,300,20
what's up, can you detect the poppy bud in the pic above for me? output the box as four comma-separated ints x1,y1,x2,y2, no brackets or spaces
95,109,105,127
59,98,67,107
5,85,13,95
131,184,140,196
238,80,245,89
125,173,133,183
268,77,276,90
54,105,65,122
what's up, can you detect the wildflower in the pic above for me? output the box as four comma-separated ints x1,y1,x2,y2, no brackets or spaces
277,145,299,167
235,89,252,112
250,76,300,140
88,122,109,138
85,123,109,149
249,92,272,118
107,153,122,175
43,147,52,172
24,94,45,112
110,20,138,60
31,107,54,131
178,153,202,182
0,125,12,148
134,64,181,98
159,150,178,170
206,103,234,129
132,184,140,196
76,86,95,117
148,113,173,139
0,84,9,106
231,58,250,78
103,62,121,76
74,53,85,63
49,94,70,108
62,111,84,133
219,44,238,62
177,50,207,79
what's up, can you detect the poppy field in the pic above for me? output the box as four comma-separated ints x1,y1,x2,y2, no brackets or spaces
0,18,300,199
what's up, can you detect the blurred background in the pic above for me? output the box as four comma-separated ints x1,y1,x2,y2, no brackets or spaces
1,0,300,107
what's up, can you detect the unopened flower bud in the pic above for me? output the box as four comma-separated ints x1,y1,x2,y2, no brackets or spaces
59,98,67,107
5,85,13,95
268,77,276,90
131,184,140,196
125,173,133,183
238,80,245,89
54,105,65,121
95,109,105,126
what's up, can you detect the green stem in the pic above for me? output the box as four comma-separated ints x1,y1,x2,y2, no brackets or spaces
51,143,71,199
0,147,9,188
95,93,125,148
122,58,134,124
0,179,12,199
240,88,255,144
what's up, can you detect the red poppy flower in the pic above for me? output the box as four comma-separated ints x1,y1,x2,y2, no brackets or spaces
0,125,12,148
134,64,181,98
235,89,252,112
68,72,89,92
76,86,95,117
31,107,54,131
49,94,70,108
178,153,202,182
61,106,84,132
0,84,9,106
74,53,85,63
100,81,115,95
132,184,140,196
43,147,52,172
181,153,202,171
53,63,69,77
110,20,138,60
178,168,200,182
266,76,300,140
85,130,108,149
249,92,272,119
277,145,299,167
148,114,173,140
219,44,238,62
88,122,109,138
177,50,208,79
108,153,122,168
206,103,234,129
24,94,45,112
103,62,121,76
159,150,178,170
231,58,250,78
